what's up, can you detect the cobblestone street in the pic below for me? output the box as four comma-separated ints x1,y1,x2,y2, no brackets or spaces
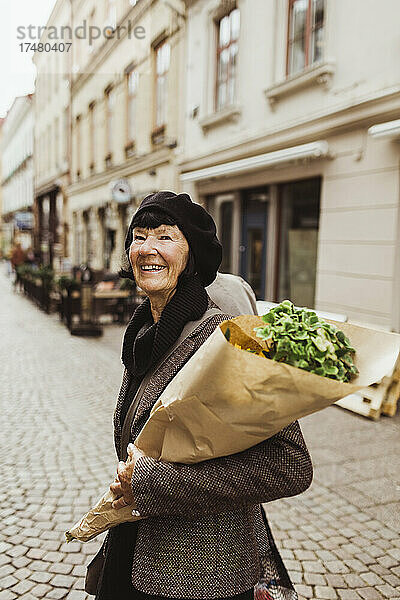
0,270,399,600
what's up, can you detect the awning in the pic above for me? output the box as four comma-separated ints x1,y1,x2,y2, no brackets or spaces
180,141,330,183
368,119,400,139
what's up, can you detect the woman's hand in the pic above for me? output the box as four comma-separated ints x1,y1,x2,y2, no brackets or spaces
110,444,146,510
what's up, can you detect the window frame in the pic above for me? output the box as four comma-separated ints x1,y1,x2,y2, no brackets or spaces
105,86,115,164
107,0,117,29
286,0,325,76
153,38,170,136
54,116,59,170
88,101,96,173
75,115,81,180
126,67,138,147
214,6,240,112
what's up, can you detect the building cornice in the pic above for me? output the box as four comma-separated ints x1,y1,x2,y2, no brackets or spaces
179,86,400,173
35,171,69,198
66,147,173,197
1,155,33,186
2,96,33,138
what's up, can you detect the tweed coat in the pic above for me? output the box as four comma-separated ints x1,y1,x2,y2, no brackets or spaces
113,299,313,599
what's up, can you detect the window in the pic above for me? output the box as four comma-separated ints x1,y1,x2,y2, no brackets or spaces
54,53,59,94
216,7,240,111
63,107,69,163
219,201,233,273
75,115,81,179
240,193,268,300
126,69,138,144
54,116,59,169
47,123,52,173
287,0,325,76
73,212,79,264
88,102,96,171
105,87,115,163
107,0,117,29
88,9,96,51
154,40,170,131
276,178,320,307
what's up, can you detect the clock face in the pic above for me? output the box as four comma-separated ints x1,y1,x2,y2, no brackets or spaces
112,179,132,203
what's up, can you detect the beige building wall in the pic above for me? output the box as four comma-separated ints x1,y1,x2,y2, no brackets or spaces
67,0,185,272
0,119,3,254
317,131,399,330
180,0,400,331
1,96,34,253
182,0,400,159
33,0,72,269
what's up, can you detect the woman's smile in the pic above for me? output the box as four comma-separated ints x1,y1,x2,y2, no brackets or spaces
140,265,166,272
129,224,189,318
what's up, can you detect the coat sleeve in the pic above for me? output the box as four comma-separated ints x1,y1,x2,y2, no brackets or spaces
131,419,313,518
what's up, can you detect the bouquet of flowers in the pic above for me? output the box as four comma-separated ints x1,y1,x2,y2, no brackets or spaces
66,302,400,542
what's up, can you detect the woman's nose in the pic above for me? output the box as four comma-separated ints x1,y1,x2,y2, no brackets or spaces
138,238,157,255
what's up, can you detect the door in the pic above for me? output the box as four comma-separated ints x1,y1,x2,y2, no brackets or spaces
240,191,268,299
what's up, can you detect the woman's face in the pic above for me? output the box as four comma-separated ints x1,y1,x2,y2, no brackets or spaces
129,225,189,297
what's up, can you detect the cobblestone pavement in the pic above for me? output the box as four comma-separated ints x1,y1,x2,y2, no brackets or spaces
0,269,399,600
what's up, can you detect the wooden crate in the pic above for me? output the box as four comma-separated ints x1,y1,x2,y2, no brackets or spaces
336,352,400,419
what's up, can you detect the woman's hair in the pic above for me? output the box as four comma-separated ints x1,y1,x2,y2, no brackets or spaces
131,208,176,230
119,208,196,281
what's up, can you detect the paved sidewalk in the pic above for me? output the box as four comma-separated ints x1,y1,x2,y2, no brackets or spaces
0,270,399,600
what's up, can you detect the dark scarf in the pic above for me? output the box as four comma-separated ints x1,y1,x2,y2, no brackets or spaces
97,276,208,600
122,274,208,378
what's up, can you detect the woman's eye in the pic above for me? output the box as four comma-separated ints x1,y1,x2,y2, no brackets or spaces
160,235,172,240
134,235,145,241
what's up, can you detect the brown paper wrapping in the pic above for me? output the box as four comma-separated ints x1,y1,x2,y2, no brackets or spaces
66,490,141,543
67,315,400,541
135,316,400,463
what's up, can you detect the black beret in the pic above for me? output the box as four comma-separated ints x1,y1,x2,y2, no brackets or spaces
125,191,222,286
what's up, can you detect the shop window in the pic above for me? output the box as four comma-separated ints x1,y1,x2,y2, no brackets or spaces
276,178,320,308
219,201,233,272
83,211,90,264
287,0,325,76
104,228,115,270
240,193,268,300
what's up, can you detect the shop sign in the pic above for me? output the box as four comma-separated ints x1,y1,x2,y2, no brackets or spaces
15,212,34,230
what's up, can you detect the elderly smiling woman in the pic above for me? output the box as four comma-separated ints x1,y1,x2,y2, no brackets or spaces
94,191,313,600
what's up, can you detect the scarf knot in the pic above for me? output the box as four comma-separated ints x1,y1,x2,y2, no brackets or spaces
121,274,208,377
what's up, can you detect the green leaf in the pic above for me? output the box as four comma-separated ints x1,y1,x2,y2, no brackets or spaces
255,301,358,382
262,312,275,324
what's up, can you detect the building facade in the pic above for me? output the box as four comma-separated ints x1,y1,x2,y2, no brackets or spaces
0,118,3,255
179,0,400,331
1,95,34,254
33,0,72,271
66,0,186,273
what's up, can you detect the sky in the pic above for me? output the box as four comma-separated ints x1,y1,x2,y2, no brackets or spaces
1,0,57,118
